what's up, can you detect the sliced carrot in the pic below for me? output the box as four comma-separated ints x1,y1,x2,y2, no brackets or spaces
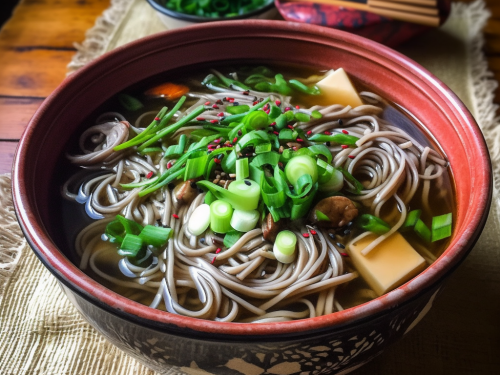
144,83,189,100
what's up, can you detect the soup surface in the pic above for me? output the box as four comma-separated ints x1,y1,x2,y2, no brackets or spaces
58,64,454,322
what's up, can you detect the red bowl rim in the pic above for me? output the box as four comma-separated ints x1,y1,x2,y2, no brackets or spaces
12,20,491,337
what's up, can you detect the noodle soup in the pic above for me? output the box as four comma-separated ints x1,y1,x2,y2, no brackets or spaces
59,64,454,322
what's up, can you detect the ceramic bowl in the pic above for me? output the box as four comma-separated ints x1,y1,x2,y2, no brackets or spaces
12,21,491,375
146,0,277,29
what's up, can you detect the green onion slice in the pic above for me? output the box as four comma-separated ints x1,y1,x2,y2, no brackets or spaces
273,230,297,264
210,200,233,234
432,213,452,242
357,214,391,235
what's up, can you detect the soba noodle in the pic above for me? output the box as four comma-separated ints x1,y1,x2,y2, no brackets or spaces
63,66,451,322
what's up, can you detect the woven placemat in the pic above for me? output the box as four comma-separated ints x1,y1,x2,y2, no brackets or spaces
2,1,499,374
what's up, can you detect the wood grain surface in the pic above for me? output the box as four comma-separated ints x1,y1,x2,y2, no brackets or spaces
0,0,498,174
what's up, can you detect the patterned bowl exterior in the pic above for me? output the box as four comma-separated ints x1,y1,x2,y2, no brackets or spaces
12,21,491,374
61,282,443,374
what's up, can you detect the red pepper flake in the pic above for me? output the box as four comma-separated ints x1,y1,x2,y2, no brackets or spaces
306,130,312,136
172,214,179,219
214,158,221,164
295,105,300,109
273,131,279,135
324,131,332,135
284,107,292,112
302,233,310,238
166,162,172,169
342,129,349,134
341,145,349,149
243,90,250,95
205,101,211,106
269,122,276,127
213,138,221,144
215,248,222,254
196,117,205,121
287,125,294,130
275,100,281,106
278,162,284,168
216,99,223,105
207,145,216,150
211,256,217,265
212,104,219,109
217,112,224,117
232,137,238,144
253,101,259,106
237,130,242,136
154,117,161,121
348,155,355,159
265,109,270,114
210,119,219,124
146,171,154,179
228,98,235,103
310,229,317,235
340,252,349,257
296,138,304,142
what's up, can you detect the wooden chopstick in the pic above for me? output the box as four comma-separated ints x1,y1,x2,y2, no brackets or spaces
368,0,439,16
380,0,437,6
284,0,440,27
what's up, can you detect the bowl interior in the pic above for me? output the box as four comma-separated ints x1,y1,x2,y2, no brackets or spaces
13,20,491,337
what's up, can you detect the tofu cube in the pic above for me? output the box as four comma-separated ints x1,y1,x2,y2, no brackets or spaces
348,232,426,296
316,68,364,108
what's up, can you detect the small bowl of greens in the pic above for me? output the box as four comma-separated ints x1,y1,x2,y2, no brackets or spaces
146,0,277,29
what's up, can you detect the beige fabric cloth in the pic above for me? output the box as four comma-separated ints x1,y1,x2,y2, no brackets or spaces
2,0,499,374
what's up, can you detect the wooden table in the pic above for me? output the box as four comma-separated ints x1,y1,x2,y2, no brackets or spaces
0,0,499,174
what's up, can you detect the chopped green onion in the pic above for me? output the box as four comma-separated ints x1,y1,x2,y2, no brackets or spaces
188,204,211,236
288,79,320,95
338,167,364,195
318,168,343,192
139,225,172,248
279,128,295,142
357,214,391,235
137,104,205,152
226,105,250,115
113,106,168,151
308,133,359,146
236,158,249,180
197,179,260,211
230,209,260,232
294,112,311,123
223,230,244,248
285,154,318,186
273,230,297,264
401,209,422,231
164,134,187,158
117,234,143,257
432,213,452,242
210,200,233,234
227,179,261,210
255,142,272,154
120,176,159,189
235,130,269,153
315,210,330,222
311,110,322,119
184,150,209,180
118,93,143,111
204,191,217,205
243,110,269,130
415,219,431,242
